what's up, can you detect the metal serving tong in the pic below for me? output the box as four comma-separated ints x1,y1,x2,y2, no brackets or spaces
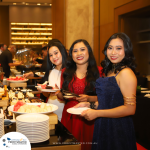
61,89,80,97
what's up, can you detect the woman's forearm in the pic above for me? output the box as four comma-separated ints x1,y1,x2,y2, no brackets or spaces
96,104,136,118
42,92,50,97
57,91,64,100
87,96,98,102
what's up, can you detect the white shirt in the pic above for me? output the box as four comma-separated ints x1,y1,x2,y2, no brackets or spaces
48,69,64,121
0,49,2,55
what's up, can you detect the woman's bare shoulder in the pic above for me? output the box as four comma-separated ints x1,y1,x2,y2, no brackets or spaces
119,68,137,83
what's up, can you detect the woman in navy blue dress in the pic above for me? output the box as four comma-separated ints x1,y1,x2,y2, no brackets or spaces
75,33,137,150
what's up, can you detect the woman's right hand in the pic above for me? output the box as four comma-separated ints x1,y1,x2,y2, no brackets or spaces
74,102,90,108
52,84,61,96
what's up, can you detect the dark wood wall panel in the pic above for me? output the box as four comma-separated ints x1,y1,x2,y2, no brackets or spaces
52,0,65,46
93,0,100,65
0,6,9,46
114,0,150,32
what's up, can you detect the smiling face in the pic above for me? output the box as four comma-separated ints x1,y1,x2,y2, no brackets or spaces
49,46,62,69
72,42,89,66
107,38,125,64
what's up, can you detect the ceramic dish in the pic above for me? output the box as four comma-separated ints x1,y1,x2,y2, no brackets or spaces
8,103,58,115
67,107,90,115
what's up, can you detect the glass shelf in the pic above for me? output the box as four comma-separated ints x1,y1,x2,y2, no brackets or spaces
11,23,52,26
11,22,52,45
12,42,48,45
11,28,52,30
11,38,52,40
11,33,52,35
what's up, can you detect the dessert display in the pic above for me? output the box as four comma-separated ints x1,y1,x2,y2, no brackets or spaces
9,89,34,99
30,98,42,103
8,89,37,105
0,87,4,94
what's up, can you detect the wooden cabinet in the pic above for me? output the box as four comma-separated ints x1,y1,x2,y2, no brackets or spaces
120,7,150,76
11,22,52,45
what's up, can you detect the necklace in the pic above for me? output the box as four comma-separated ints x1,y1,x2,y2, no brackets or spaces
112,64,116,71
75,71,87,79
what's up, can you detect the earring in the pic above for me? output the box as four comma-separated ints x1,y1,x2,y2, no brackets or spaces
52,63,55,69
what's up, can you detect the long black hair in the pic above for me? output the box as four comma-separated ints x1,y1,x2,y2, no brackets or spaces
46,39,68,71
101,32,136,76
62,39,100,95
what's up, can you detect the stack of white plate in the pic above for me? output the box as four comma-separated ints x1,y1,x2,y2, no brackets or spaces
16,114,49,143
0,114,4,138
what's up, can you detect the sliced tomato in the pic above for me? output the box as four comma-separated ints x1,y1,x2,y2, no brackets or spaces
13,101,25,111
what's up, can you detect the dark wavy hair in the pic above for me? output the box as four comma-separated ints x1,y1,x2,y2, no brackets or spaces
62,39,100,95
46,39,68,71
101,32,136,76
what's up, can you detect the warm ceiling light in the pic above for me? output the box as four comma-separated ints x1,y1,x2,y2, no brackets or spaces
50,4,52,6
37,3,41,5
13,3,16,5
22,2,25,4
26,3,29,5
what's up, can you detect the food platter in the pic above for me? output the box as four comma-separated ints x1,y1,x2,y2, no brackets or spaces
8,103,58,115
35,64,42,67
7,79,28,83
41,89,60,92
7,77,28,82
35,85,59,92
35,72,45,77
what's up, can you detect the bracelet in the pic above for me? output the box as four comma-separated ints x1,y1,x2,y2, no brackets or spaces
90,102,96,109
60,89,65,96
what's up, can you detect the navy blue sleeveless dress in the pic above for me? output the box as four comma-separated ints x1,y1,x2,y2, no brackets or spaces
92,76,137,150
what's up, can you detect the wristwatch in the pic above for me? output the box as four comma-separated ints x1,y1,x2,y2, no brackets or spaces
90,102,96,109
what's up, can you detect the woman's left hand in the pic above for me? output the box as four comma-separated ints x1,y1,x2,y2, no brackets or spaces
74,102,90,108
76,94,89,102
81,109,98,121
52,84,60,96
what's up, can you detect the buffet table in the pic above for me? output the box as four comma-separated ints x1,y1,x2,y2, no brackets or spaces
132,93,150,149
5,121,81,150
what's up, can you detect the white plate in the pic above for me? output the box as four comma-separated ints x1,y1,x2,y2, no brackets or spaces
16,121,49,126
141,90,150,93
41,89,60,92
141,87,148,90
35,72,45,77
63,95,76,99
144,94,150,97
8,103,58,115
35,64,41,67
16,114,49,122
0,114,4,118
67,107,90,115
35,86,42,89
7,79,28,83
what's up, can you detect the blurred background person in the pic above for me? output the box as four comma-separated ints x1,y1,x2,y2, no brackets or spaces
39,46,48,72
23,45,48,78
0,44,22,78
3,44,7,51
0,43,5,55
